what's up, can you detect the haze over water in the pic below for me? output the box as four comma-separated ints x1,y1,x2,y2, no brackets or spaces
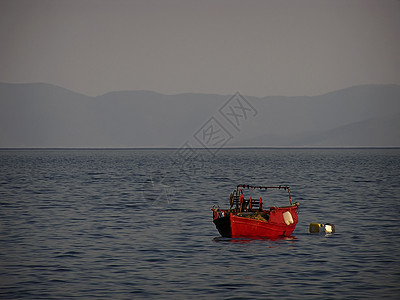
1,148,399,299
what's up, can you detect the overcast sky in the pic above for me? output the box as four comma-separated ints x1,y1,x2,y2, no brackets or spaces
1,0,399,97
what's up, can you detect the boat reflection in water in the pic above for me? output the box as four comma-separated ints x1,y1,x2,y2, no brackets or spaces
212,236,297,245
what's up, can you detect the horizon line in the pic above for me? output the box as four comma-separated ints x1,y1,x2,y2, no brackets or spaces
1,81,400,99
1,146,400,151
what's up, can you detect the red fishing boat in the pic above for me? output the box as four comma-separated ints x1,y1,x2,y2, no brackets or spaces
212,184,299,238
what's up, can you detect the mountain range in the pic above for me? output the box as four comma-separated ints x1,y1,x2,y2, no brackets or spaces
0,82,399,148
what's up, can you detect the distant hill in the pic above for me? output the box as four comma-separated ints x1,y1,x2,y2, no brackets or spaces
236,84,400,147
0,82,399,148
237,113,400,147
295,113,400,147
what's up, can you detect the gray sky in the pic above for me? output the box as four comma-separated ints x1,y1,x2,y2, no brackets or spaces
1,0,399,97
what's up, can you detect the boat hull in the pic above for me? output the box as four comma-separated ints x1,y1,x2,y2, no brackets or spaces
230,214,296,238
213,206,298,239
213,216,231,237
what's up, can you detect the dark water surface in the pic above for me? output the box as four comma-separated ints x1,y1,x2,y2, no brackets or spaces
1,149,399,299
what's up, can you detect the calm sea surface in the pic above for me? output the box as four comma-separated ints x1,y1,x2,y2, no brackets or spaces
1,148,399,299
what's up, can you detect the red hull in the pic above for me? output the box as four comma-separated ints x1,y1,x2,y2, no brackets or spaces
213,206,299,238
230,206,298,238
212,185,299,239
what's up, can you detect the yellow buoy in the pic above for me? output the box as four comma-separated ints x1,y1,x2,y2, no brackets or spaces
309,223,323,233
309,223,336,233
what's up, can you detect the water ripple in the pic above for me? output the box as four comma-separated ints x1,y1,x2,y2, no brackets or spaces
0,149,399,299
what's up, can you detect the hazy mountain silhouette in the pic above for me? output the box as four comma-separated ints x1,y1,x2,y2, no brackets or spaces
294,113,400,147
235,85,400,147
0,82,399,148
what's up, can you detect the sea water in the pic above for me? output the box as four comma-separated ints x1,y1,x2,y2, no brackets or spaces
0,148,399,299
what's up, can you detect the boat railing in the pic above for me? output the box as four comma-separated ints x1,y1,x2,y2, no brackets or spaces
236,184,293,205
